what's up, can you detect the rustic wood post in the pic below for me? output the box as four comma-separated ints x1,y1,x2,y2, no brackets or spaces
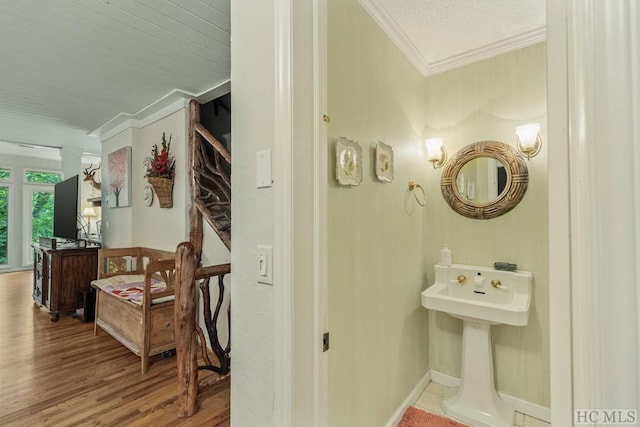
189,100,204,266
174,241,198,417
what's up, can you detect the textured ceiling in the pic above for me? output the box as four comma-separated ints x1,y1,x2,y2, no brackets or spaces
0,0,230,154
359,0,546,76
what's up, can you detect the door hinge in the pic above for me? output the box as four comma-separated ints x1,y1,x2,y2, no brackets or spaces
322,332,330,352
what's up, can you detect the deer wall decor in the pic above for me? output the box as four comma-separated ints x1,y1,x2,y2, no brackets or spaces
83,163,102,191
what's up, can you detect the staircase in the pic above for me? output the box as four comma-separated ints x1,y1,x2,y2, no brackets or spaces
174,100,232,417
189,99,231,251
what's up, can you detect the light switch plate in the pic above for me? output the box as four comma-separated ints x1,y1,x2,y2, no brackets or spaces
257,245,273,285
256,149,273,188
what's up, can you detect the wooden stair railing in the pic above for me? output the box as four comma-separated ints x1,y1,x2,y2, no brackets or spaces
175,243,230,417
189,100,231,251
175,99,232,418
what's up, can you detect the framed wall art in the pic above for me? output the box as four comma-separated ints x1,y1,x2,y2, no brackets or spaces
107,146,132,208
375,141,394,182
335,137,363,186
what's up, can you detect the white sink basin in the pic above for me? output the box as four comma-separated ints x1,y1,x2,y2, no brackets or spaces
421,263,533,427
421,264,532,326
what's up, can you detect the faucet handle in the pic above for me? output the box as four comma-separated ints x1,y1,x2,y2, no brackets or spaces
491,279,503,288
457,275,467,285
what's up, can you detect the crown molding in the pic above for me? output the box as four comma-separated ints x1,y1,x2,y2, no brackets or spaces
425,27,547,77
358,0,546,77
92,79,231,142
357,0,430,76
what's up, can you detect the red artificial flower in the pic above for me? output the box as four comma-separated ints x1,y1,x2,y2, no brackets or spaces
145,133,175,178
153,159,168,174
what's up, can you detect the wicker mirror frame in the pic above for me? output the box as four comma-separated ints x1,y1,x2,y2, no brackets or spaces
440,141,528,219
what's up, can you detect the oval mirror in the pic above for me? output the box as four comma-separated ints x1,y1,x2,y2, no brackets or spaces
441,141,528,219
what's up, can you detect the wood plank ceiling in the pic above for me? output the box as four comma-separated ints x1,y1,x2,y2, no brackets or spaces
0,0,230,151
0,0,543,154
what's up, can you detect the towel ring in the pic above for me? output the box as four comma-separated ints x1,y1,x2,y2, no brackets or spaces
408,181,426,206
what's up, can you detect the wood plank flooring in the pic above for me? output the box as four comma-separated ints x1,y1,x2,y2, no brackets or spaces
0,271,230,426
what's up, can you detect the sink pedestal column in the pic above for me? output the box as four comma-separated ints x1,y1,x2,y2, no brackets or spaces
443,319,515,427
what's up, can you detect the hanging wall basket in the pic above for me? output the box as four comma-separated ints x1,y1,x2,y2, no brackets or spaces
148,176,174,208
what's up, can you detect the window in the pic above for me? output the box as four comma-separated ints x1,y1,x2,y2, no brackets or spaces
0,186,8,265
23,169,61,263
25,170,62,184
0,168,10,265
30,188,55,243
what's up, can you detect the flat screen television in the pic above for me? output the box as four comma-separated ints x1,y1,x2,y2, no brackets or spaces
53,175,79,241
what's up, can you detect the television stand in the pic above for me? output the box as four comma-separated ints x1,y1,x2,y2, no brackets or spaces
32,244,99,322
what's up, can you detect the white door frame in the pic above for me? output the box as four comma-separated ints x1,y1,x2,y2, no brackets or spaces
273,0,328,425
547,1,573,424
313,1,329,425
549,0,640,424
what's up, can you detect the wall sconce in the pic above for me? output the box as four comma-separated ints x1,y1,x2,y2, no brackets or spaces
515,123,542,160
425,137,447,169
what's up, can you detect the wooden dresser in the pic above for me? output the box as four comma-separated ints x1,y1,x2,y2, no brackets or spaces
32,244,99,321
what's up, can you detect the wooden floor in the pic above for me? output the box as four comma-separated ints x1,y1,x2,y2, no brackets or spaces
0,271,230,426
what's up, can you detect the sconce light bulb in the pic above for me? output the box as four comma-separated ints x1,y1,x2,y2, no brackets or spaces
425,138,444,161
424,137,447,168
516,123,540,150
515,123,542,160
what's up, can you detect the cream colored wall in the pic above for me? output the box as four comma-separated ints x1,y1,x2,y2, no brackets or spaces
132,109,189,252
102,110,189,251
327,1,430,425
101,109,231,350
101,128,135,248
424,43,549,406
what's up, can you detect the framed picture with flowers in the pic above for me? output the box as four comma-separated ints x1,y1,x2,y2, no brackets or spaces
375,141,394,182
335,137,363,186
107,146,132,208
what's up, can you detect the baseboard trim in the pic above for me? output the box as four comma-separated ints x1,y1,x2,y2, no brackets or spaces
384,371,431,427
0,266,32,273
430,370,551,423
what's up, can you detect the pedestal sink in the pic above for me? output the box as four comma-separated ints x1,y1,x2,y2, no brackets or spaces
421,264,533,427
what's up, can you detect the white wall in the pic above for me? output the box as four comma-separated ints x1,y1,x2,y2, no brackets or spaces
230,1,320,425
101,128,136,249
326,1,430,425
102,109,191,251
132,109,190,252
230,0,277,424
424,43,549,407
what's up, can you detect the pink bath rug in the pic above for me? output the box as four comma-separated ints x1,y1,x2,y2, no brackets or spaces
398,406,469,427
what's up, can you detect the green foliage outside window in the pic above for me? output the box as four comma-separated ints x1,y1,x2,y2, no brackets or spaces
0,171,62,264
25,171,62,184
32,191,55,244
26,171,61,245
0,187,7,264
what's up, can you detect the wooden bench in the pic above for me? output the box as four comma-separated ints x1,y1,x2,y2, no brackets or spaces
92,247,176,374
